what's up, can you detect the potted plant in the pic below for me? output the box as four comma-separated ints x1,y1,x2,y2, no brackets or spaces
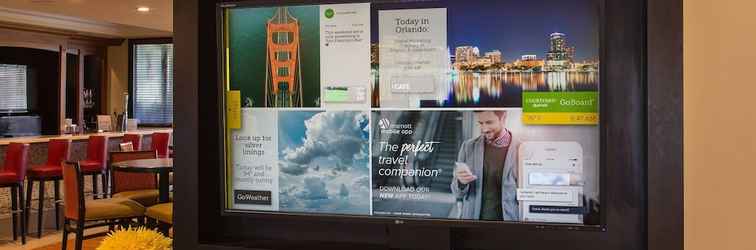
97,227,172,250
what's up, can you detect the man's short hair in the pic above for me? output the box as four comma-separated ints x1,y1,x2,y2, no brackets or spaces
473,110,508,118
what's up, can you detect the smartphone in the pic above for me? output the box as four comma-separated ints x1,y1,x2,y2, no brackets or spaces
455,162,473,176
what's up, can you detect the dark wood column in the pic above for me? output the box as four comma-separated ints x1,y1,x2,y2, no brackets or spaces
100,47,110,114
57,45,67,134
76,50,85,125
647,0,684,249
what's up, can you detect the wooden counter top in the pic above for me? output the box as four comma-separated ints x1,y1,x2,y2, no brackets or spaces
0,128,172,146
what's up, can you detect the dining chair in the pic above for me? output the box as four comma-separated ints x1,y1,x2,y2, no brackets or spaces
145,202,172,236
0,143,28,244
109,151,160,206
26,139,70,238
61,161,146,250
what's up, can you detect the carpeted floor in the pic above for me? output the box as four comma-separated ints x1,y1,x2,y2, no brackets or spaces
31,236,104,250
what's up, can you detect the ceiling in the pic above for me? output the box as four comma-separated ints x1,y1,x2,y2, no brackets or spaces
0,0,172,38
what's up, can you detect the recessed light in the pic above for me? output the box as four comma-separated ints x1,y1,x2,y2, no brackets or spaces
136,6,151,12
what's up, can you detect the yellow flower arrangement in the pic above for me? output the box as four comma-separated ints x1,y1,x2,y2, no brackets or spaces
97,227,172,250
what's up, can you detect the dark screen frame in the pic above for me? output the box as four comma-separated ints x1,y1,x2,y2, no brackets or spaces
173,0,683,249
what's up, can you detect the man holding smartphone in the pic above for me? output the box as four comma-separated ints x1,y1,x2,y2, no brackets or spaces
451,110,520,221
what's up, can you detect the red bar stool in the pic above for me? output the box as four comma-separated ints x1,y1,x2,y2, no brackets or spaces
26,139,70,238
1,143,29,244
79,136,109,199
151,132,171,158
122,134,142,151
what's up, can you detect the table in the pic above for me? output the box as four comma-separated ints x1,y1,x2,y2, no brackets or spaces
111,158,173,203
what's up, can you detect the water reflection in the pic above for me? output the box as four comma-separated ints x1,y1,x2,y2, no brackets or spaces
427,71,599,107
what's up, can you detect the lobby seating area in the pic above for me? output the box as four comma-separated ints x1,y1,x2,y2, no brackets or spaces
0,132,174,248
0,1,175,248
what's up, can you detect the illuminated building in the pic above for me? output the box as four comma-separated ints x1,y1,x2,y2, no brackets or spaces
545,32,571,71
484,50,502,64
566,46,576,62
514,55,545,68
455,46,479,63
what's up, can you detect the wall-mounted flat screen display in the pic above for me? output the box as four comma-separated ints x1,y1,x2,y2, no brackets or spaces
221,0,601,225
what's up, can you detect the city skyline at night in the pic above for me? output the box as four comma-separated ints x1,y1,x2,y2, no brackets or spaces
371,0,599,62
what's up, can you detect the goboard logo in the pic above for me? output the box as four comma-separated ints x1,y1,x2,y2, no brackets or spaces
325,8,335,19
378,118,391,129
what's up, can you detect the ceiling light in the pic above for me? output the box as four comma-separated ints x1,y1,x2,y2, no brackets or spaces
136,7,151,12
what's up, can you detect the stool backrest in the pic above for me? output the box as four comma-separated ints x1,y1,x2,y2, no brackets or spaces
3,143,29,182
87,136,109,166
61,161,84,220
47,139,71,166
122,134,142,151
151,132,171,158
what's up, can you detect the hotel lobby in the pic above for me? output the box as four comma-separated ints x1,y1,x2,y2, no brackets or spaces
0,1,173,249
0,0,753,250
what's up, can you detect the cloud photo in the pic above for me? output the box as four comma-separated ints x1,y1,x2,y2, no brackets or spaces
278,111,371,215
282,111,369,166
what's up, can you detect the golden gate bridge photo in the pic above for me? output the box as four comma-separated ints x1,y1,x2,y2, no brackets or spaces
265,7,304,107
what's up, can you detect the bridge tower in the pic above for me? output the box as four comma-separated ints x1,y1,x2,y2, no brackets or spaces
265,7,304,107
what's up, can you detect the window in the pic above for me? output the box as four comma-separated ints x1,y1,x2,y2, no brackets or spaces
132,42,173,125
0,64,27,112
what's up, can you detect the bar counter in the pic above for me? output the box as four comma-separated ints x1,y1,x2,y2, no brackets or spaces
0,128,172,146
